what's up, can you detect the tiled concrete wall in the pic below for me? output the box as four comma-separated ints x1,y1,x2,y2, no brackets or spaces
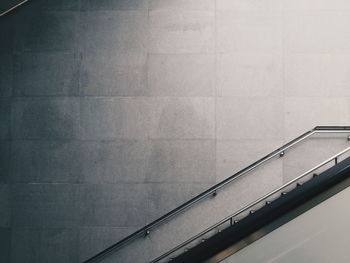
1,0,350,262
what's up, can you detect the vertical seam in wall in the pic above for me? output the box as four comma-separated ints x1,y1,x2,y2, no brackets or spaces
214,0,217,183
77,0,83,188
8,11,16,241
77,0,82,97
9,52,14,140
146,2,150,142
282,5,286,183
146,1,152,247
11,38,15,98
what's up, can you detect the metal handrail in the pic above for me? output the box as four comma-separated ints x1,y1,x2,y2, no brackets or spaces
85,126,350,263
151,145,350,262
0,0,29,17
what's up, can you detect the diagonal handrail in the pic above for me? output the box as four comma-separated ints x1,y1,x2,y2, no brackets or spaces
84,126,350,263
151,145,350,262
0,0,29,17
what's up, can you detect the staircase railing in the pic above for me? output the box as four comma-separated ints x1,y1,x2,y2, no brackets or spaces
151,145,350,262
0,0,29,17
85,126,350,263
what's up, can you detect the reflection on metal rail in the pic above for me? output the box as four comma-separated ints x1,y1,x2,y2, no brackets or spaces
0,0,29,17
151,146,350,262
85,126,350,263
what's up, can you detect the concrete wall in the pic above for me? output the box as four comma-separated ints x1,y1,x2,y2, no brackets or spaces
0,0,350,262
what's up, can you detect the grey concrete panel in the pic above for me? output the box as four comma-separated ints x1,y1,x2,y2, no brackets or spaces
79,11,147,53
145,140,215,183
0,141,10,183
81,0,148,11
11,184,79,227
0,228,11,263
0,15,13,54
216,11,282,53
148,54,215,96
11,227,78,263
80,97,152,139
0,99,10,139
78,226,139,262
0,54,12,97
11,98,80,139
149,97,215,139
80,52,147,96
216,53,283,97
33,0,80,11
0,185,10,227
79,140,150,183
283,0,350,11
216,97,284,140
14,11,78,52
149,0,214,10
217,0,282,11
11,140,81,183
285,54,350,97
78,184,150,227
149,10,214,53
285,11,350,53
13,52,79,96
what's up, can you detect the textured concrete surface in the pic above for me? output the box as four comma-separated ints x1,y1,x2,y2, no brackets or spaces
11,228,78,263
148,54,215,96
0,141,10,183
79,11,147,53
11,140,81,183
0,99,10,139
11,98,80,139
80,52,147,96
1,0,350,262
13,52,79,96
0,54,12,97
78,227,139,262
11,184,79,227
0,184,10,227
0,228,11,262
